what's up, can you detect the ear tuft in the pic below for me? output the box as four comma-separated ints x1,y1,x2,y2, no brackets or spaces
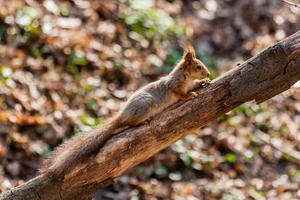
180,43,195,63
184,52,193,63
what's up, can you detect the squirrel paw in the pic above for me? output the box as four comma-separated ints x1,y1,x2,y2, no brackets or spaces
188,91,198,99
203,78,211,84
195,78,211,87
174,91,198,101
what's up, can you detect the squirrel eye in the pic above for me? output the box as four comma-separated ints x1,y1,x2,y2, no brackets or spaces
196,65,202,70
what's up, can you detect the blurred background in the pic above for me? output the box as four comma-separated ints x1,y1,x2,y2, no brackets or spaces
0,0,299,199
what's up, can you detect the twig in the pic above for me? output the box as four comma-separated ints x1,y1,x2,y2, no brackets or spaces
280,0,300,8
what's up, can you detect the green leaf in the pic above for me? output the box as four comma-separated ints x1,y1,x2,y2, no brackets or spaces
79,114,99,126
35,124,48,135
43,144,52,156
168,171,182,181
180,152,192,166
87,99,98,111
224,153,237,164
0,24,6,41
154,165,168,177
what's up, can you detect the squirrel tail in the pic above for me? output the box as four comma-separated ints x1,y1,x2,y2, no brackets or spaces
39,114,122,180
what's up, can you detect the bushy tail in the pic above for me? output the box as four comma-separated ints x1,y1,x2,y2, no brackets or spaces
39,115,121,179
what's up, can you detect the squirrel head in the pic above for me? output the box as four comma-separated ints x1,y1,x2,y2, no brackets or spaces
180,45,210,79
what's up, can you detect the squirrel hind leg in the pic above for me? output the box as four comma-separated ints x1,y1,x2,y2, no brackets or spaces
120,102,155,126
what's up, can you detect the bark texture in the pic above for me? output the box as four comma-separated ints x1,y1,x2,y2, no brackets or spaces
1,31,300,200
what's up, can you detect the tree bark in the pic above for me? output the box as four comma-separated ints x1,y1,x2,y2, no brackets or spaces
1,31,300,200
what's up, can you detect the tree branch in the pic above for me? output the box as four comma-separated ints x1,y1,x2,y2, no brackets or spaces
1,31,300,200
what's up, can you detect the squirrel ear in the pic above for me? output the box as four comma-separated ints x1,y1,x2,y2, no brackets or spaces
184,52,193,63
181,43,195,64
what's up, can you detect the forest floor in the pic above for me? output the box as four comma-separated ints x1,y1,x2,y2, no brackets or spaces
0,0,300,199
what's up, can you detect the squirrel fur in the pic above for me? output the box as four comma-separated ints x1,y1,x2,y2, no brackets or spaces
40,46,210,179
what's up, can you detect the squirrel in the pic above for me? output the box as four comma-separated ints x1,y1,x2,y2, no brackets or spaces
40,45,211,179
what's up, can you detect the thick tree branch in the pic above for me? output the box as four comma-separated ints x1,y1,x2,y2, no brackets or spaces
1,31,300,200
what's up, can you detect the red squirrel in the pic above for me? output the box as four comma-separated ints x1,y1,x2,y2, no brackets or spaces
40,46,210,179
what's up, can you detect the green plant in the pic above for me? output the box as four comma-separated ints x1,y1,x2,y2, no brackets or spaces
87,99,99,111
16,7,41,37
0,66,13,87
120,0,185,40
66,53,88,75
